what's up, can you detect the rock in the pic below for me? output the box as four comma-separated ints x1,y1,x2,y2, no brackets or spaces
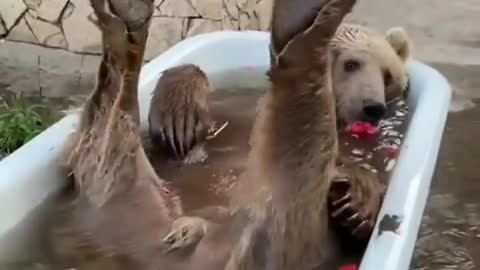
235,0,248,7
191,0,222,20
255,0,273,31
0,20,6,36
158,0,198,17
185,19,222,38
27,0,69,22
223,0,239,18
236,0,252,9
221,0,239,30
221,12,239,31
25,12,67,48
6,18,38,43
145,17,183,60
236,0,258,30
152,0,161,14
0,0,27,30
62,0,102,54
239,12,257,30
61,1,75,20
24,0,42,10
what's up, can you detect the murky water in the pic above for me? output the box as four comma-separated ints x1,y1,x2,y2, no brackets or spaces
0,191,64,270
146,86,408,210
146,87,262,211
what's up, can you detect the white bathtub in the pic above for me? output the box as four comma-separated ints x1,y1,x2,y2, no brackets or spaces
0,31,451,269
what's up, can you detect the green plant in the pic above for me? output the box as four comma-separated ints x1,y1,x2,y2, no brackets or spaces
0,94,50,153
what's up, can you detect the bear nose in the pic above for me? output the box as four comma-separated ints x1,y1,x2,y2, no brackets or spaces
362,99,386,123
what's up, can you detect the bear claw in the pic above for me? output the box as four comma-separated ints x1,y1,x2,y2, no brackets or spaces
163,216,208,253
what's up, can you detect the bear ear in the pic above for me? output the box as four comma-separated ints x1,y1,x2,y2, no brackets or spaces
385,27,413,62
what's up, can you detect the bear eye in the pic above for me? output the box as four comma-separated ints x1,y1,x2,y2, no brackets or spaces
383,70,393,86
344,60,361,72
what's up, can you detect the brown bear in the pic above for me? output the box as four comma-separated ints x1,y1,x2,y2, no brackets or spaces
331,24,413,125
328,24,413,238
148,64,214,159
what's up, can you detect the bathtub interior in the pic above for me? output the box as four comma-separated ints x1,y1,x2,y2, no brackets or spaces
0,31,451,270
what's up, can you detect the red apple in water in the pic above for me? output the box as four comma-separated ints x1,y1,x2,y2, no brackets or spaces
345,121,378,140
338,264,358,270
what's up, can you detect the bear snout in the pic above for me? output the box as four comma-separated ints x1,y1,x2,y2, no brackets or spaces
362,99,386,125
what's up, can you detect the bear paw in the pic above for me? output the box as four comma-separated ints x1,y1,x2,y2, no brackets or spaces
163,216,208,253
328,163,386,240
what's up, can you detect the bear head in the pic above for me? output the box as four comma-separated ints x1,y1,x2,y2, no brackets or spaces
330,24,413,125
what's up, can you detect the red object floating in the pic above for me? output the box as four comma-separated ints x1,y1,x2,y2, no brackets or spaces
339,264,358,270
345,121,377,140
387,147,398,158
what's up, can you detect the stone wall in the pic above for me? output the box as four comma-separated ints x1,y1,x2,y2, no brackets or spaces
0,0,273,60
0,0,274,97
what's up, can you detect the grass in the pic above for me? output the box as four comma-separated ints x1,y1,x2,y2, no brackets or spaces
0,94,53,154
